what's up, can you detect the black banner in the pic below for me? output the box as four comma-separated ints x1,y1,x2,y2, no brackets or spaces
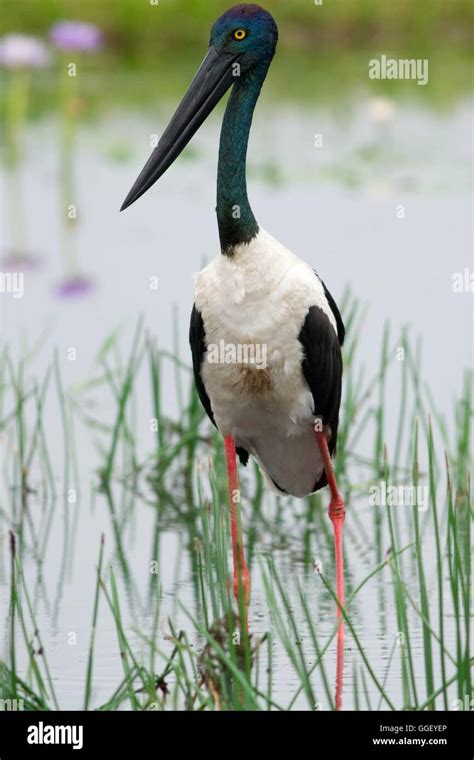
0,710,472,757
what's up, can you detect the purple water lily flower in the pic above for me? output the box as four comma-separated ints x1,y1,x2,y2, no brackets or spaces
49,21,103,53
1,251,41,272
0,34,51,69
56,274,95,298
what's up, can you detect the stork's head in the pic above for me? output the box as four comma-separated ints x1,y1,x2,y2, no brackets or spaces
120,4,278,212
210,4,278,72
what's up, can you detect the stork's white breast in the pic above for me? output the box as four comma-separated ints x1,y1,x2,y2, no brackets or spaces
194,228,337,440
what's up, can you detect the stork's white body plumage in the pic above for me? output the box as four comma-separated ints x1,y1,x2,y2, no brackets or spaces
194,228,337,497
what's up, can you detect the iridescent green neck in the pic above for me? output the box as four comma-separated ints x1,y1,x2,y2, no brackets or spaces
216,64,269,255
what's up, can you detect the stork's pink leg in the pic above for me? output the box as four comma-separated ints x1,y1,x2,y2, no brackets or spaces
315,428,345,709
224,436,250,625
315,429,345,615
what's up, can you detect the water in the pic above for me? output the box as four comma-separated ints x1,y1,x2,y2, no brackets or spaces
0,94,472,709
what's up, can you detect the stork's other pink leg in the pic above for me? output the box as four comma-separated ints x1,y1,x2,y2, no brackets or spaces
315,429,345,616
224,436,250,621
315,428,345,708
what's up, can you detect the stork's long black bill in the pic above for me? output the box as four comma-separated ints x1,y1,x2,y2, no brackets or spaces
120,47,241,211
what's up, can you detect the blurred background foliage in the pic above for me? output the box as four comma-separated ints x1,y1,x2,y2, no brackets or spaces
1,0,473,56
0,0,472,115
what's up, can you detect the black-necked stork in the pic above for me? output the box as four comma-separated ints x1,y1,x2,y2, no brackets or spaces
121,4,346,628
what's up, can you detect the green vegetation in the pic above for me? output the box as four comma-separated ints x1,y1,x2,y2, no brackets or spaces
1,0,472,120
0,294,472,710
1,0,473,56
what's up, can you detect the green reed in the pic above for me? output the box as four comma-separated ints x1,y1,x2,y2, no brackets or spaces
0,306,471,711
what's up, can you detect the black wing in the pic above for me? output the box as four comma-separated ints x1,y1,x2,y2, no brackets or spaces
298,278,344,489
189,305,249,466
189,304,215,428
320,278,345,347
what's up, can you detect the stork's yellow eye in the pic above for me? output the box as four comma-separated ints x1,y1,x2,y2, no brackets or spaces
233,29,247,41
